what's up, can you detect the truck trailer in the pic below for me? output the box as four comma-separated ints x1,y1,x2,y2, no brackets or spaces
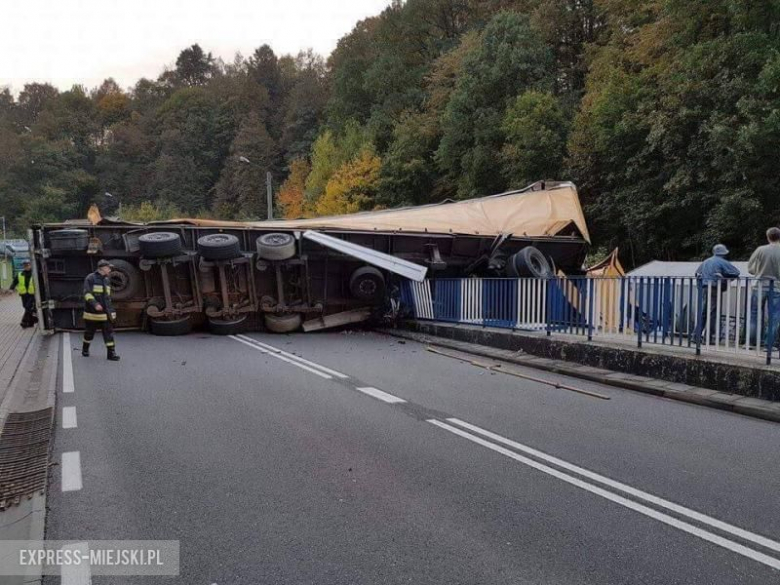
28,181,590,335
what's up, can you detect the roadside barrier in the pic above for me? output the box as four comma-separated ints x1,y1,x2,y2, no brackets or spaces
401,277,780,365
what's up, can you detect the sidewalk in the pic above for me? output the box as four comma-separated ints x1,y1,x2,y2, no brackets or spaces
0,293,37,409
0,293,58,585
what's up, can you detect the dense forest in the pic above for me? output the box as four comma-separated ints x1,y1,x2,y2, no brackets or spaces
1,0,779,266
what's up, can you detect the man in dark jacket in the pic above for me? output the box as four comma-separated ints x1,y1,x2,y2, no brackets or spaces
9,260,38,328
82,259,120,361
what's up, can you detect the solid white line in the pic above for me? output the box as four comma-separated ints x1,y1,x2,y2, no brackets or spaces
429,420,780,571
62,451,83,492
62,332,74,393
446,418,780,555
60,541,91,584
236,334,349,378
62,406,77,429
356,386,407,404
229,336,332,379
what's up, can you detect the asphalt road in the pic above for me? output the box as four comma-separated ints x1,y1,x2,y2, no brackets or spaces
44,329,780,584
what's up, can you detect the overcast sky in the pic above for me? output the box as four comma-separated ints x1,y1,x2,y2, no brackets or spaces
1,0,391,94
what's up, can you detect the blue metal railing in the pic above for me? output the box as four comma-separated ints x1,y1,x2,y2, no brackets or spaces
401,276,780,365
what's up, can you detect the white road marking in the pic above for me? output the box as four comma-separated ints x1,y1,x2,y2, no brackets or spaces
429,419,780,571
60,541,91,584
62,406,77,429
62,451,83,492
356,386,407,404
62,332,75,393
236,334,349,378
229,336,332,379
446,417,780,555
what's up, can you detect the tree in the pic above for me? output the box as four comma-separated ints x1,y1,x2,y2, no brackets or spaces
436,11,554,197
213,113,278,218
316,149,382,216
175,44,216,87
277,158,311,218
501,91,568,186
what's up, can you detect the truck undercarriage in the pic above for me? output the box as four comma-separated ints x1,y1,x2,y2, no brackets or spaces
29,181,590,334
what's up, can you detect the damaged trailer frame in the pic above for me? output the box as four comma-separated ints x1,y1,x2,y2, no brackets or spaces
29,181,590,335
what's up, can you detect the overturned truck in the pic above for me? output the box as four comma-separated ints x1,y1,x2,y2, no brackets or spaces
30,181,590,335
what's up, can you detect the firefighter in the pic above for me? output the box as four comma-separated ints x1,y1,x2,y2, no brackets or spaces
9,259,38,328
82,259,120,361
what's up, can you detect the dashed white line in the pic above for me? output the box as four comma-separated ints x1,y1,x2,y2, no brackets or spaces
62,406,78,429
236,335,349,379
429,419,780,572
356,386,406,404
62,332,74,393
229,336,333,379
62,451,83,492
446,417,780,555
60,541,91,584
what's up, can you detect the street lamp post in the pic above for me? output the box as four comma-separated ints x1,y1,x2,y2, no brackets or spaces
1,216,7,283
238,156,273,220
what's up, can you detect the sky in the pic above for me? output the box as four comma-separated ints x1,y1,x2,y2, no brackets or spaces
0,0,392,94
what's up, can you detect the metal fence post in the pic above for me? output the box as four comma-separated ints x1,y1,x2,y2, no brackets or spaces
637,277,643,348
695,278,703,356
766,279,775,366
587,278,594,341
546,276,552,337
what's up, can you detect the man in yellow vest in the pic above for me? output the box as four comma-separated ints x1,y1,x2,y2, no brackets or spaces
9,260,38,328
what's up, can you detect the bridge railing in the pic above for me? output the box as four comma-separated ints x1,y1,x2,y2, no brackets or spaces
401,276,780,365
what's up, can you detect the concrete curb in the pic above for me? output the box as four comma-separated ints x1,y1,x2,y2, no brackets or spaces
380,328,780,425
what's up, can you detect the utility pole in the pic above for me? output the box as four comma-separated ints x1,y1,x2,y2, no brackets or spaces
1,216,6,283
239,156,273,220
266,171,273,220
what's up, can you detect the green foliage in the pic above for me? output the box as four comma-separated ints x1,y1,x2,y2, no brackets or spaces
501,91,568,186
436,11,555,197
120,200,183,223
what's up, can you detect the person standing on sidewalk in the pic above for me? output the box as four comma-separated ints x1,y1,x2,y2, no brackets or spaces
9,260,38,328
695,244,740,344
82,259,120,361
747,227,780,346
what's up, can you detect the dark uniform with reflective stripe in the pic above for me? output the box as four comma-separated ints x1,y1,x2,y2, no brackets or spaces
82,270,116,352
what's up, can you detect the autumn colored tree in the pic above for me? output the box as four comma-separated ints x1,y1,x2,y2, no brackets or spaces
316,149,382,216
277,158,311,218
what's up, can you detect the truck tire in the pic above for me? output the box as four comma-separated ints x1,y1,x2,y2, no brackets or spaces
256,233,295,261
507,247,552,278
349,266,386,303
149,316,192,336
106,259,141,301
197,233,241,260
208,315,248,335
264,313,302,333
138,232,183,258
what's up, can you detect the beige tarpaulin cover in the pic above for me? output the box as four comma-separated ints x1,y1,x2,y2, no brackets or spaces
155,183,590,243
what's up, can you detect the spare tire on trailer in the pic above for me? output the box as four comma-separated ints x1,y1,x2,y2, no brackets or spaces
506,247,553,278
149,316,193,336
256,233,295,261
264,313,302,333
106,259,142,301
349,266,386,303
138,232,183,258
208,315,248,335
197,233,241,260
